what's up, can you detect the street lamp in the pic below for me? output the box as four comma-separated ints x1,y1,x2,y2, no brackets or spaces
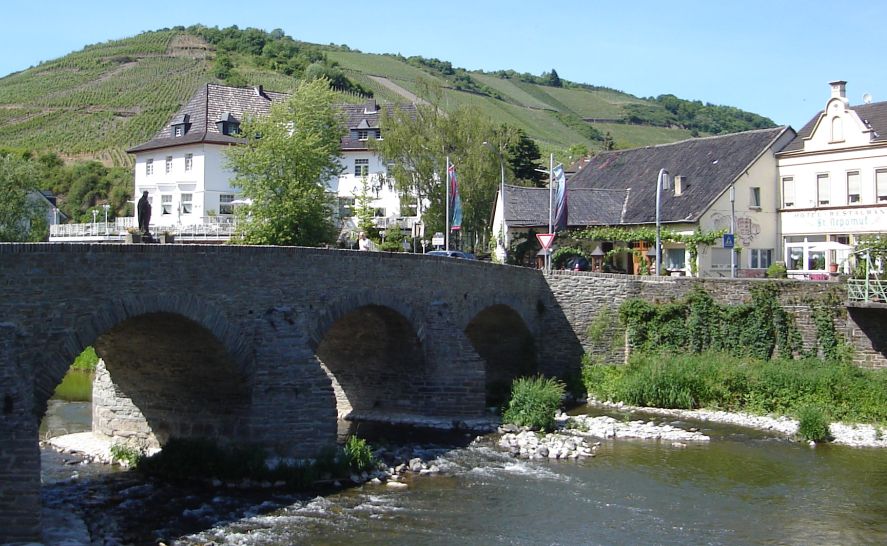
102,204,110,235
655,168,671,276
91,209,98,235
483,141,507,261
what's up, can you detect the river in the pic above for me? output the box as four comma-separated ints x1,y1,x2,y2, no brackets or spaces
41,402,887,545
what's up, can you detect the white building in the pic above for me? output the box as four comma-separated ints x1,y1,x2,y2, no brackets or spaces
122,83,416,241
776,81,887,276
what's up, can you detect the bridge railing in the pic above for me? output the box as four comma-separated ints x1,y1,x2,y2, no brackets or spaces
847,277,887,303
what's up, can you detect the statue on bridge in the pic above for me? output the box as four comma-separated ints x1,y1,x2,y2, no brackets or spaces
137,191,151,235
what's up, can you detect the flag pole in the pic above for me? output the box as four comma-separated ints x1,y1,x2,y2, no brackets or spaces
445,156,450,251
547,153,554,273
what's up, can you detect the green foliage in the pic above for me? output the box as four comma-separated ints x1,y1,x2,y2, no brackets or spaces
502,375,565,432
623,94,776,135
619,284,805,360
551,246,587,269
585,351,887,425
343,435,375,473
796,405,831,442
766,262,788,278
72,346,99,371
0,153,47,241
374,81,505,249
110,443,145,467
227,78,343,246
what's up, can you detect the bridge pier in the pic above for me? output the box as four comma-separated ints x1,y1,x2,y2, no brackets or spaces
0,323,41,542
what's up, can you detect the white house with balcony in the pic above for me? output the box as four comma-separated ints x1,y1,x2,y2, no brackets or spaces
51,83,418,242
776,80,887,276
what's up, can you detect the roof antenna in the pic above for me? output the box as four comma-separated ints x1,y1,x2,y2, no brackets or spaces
863,93,873,104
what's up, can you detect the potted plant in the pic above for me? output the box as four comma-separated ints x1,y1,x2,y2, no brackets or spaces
159,230,175,244
125,227,141,244
829,261,839,273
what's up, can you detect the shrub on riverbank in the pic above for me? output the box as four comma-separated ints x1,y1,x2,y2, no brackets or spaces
503,375,565,432
582,351,887,425
137,436,377,488
797,405,831,442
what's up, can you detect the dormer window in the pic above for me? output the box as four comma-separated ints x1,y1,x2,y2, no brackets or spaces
216,112,240,136
357,129,369,141
171,113,190,138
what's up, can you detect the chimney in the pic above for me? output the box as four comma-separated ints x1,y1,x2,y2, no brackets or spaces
674,175,685,196
254,85,265,98
364,98,378,114
829,80,847,99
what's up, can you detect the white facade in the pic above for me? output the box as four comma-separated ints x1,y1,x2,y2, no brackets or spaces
776,81,887,275
133,143,410,234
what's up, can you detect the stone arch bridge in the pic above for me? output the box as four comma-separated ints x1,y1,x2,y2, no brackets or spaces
0,243,584,541
2,243,884,542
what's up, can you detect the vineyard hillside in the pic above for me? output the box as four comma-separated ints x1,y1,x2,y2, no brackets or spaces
0,26,776,167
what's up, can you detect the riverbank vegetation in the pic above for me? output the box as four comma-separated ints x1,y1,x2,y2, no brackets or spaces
581,283,887,436
502,375,566,432
582,352,887,427
134,435,378,489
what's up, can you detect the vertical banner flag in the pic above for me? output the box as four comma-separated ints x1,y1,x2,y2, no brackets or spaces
448,162,462,231
553,163,567,232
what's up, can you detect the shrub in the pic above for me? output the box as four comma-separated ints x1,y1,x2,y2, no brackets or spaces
502,375,565,431
797,405,830,442
72,346,99,371
110,443,144,467
343,435,375,473
766,262,788,278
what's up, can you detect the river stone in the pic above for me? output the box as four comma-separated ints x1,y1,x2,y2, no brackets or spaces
387,481,408,489
408,457,424,472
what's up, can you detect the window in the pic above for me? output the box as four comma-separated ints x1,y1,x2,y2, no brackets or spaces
750,249,772,269
357,129,369,141
146,159,154,176
185,153,193,172
355,158,369,176
817,174,830,206
665,248,686,270
165,156,173,174
373,207,386,217
219,194,235,215
161,194,172,215
749,186,761,208
787,246,804,270
878,169,887,203
831,116,843,142
180,193,192,214
174,126,183,137
847,171,860,204
782,177,794,207
338,197,354,218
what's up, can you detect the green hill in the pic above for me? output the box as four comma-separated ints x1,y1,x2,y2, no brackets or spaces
0,26,776,167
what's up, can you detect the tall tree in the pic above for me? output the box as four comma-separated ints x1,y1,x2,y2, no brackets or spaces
226,78,344,246
504,127,544,186
374,81,504,251
0,154,47,241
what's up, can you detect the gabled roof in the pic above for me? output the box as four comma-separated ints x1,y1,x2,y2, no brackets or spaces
503,184,628,228
127,83,415,154
779,100,887,154
566,127,791,225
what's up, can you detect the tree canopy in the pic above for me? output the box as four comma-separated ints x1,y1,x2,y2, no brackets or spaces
374,81,515,251
226,78,344,246
0,153,48,242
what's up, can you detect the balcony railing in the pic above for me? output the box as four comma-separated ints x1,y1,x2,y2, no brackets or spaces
49,217,237,242
847,278,887,304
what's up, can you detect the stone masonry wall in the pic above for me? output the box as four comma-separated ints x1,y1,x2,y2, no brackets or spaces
545,271,885,369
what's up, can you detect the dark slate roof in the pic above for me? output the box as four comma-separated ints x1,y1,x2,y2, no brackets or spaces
566,127,791,225
779,100,887,153
503,184,628,228
127,83,415,153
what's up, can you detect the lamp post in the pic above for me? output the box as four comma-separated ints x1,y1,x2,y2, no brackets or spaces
655,168,670,276
91,209,98,235
102,204,110,235
421,239,428,253
730,184,736,278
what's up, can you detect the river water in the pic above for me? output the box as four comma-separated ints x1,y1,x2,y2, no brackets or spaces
41,403,887,545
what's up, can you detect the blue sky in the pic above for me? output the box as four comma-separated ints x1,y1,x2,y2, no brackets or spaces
3,0,886,130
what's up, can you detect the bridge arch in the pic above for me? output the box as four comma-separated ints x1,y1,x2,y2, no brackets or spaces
464,303,540,407
310,295,429,421
36,295,254,447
